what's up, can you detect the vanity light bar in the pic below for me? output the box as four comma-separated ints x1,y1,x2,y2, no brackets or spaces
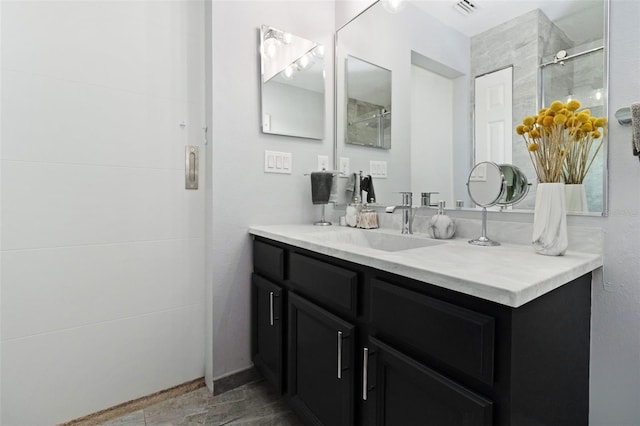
454,0,477,15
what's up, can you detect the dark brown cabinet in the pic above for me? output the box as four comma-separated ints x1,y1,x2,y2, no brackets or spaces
251,236,591,426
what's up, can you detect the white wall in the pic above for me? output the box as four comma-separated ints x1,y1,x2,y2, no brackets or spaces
586,1,640,423
208,1,335,381
410,66,454,206
0,1,206,424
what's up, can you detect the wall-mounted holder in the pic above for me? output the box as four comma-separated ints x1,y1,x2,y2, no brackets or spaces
615,107,631,125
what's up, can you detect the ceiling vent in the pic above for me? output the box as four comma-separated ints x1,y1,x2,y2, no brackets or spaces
454,0,477,15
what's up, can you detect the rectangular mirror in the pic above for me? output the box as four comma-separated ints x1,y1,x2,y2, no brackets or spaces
335,0,609,215
346,56,392,149
260,25,325,140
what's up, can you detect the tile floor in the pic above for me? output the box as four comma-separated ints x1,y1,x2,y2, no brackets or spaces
99,380,303,426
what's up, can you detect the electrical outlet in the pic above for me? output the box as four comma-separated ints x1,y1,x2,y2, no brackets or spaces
265,150,292,174
317,155,329,171
339,157,350,176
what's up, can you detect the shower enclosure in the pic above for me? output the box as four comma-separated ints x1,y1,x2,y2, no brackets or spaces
540,43,606,213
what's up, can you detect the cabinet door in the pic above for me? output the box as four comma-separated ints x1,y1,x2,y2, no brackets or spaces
252,274,284,393
288,292,355,426
364,337,492,426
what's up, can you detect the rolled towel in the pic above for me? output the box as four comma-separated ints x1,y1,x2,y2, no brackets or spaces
310,171,334,205
360,175,376,203
631,103,640,156
328,173,338,204
345,173,356,200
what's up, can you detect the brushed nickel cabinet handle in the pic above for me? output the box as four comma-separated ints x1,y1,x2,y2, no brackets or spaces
363,347,369,400
269,291,274,326
337,331,343,379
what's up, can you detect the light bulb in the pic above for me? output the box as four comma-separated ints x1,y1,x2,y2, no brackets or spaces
281,65,295,80
296,54,313,71
312,45,325,59
262,37,279,59
381,0,406,13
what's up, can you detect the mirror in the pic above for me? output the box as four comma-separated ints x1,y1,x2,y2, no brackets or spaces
467,162,529,246
467,162,529,207
260,25,325,139
335,0,608,215
346,56,392,149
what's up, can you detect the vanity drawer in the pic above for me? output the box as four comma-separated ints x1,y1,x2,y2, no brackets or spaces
370,278,495,384
253,240,285,281
289,252,358,317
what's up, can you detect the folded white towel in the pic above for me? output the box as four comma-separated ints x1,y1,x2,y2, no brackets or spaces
631,102,640,156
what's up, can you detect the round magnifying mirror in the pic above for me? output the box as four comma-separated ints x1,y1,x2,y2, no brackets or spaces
467,162,505,207
466,162,529,246
467,162,528,207
497,164,529,206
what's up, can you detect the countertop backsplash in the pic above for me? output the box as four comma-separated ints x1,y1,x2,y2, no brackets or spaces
332,206,604,254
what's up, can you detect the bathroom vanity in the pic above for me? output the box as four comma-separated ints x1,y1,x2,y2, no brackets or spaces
249,225,602,426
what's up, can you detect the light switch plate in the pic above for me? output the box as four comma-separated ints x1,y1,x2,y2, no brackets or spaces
265,150,292,174
339,157,350,176
370,160,387,178
317,155,329,171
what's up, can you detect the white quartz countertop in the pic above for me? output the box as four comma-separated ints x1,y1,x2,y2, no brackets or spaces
249,224,603,308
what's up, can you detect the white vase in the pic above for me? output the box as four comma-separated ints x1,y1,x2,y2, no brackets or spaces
565,184,588,213
532,182,568,256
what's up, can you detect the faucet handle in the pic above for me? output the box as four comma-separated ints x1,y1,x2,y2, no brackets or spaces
421,192,440,207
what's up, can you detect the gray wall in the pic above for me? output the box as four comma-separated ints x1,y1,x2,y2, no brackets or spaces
207,0,335,383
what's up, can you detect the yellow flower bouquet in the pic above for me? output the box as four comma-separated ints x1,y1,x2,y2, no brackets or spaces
516,99,607,184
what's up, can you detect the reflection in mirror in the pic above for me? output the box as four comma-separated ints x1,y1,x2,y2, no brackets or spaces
260,25,325,139
346,56,392,149
335,0,608,215
467,162,529,246
467,162,504,207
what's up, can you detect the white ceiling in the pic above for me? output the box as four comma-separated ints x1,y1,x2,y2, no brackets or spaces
410,0,604,44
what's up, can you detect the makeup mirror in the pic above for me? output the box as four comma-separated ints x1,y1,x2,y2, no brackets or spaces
467,162,529,246
260,25,325,139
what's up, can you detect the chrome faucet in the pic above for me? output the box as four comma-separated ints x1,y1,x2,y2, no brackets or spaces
386,192,415,234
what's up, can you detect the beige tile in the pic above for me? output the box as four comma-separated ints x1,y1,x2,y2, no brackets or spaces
145,387,214,425
98,410,146,426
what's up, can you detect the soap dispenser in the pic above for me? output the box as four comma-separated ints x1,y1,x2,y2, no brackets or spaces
427,201,455,239
345,197,361,227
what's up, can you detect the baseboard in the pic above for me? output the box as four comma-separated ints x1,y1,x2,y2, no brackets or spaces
60,367,262,425
59,377,205,425
213,366,261,396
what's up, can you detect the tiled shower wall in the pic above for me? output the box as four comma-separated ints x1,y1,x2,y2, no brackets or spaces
470,9,572,209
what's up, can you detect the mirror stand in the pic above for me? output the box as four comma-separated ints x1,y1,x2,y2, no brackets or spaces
469,207,500,246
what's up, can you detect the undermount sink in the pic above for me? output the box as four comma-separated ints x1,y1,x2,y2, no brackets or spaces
305,228,445,252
